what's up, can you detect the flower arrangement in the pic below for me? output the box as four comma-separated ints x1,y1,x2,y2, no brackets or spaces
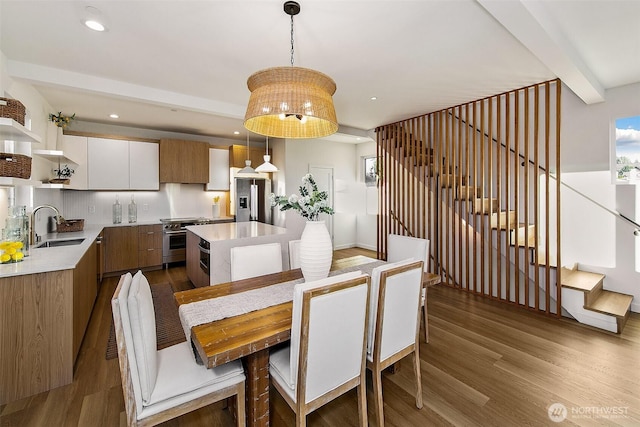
49,112,76,128
212,196,220,204
270,173,334,221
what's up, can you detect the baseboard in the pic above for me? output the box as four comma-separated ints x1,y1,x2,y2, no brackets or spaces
334,243,377,251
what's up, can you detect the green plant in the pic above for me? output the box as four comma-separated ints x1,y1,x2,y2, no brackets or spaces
49,112,76,128
54,164,75,179
270,173,334,221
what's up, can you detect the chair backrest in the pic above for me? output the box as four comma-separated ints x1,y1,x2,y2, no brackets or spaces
387,234,430,272
289,271,370,404
112,270,159,422
289,239,301,269
230,242,283,281
368,260,424,362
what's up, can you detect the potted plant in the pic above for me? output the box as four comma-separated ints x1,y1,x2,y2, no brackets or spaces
51,164,75,184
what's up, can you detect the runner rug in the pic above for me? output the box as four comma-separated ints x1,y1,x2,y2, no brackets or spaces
105,282,186,360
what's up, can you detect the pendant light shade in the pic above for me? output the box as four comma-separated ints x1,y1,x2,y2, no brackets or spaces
244,67,338,139
235,133,261,178
255,137,279,172
244,1,338,139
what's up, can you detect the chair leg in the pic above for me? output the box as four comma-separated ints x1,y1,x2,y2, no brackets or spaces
235,383,246,427
412,348,423,409
372,368,385,427
422,302,429,343
357,379,368,427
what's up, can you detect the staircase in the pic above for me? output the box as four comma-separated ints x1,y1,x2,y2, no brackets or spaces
376,79,634,334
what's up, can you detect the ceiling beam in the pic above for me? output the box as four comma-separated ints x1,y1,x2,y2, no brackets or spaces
477,0,605,104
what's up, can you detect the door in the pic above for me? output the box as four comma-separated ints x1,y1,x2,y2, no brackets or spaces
309,166,334,243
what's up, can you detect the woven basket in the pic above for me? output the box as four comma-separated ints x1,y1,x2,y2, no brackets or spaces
0,153,32,179
57,219,84,233
0,98,26,126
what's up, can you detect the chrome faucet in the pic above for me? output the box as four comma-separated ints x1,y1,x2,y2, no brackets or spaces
31,205,62,245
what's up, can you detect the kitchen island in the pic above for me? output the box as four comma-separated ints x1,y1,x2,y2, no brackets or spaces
185,221,293,287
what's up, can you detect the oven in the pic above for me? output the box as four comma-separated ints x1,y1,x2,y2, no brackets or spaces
161,217,215,266
198,238,210,276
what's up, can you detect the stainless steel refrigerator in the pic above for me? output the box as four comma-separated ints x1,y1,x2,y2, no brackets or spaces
235,177,272,224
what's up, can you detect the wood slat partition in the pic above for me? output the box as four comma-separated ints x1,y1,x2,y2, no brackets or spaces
375,79,561,317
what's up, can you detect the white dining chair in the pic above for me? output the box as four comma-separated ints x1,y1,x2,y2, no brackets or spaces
387,233,432,342
269,271,370,427
288,239,301,269
367,259,424,426
112,270,246,427
230,242,283,281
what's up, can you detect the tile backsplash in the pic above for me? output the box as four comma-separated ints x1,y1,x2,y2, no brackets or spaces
35,184,230,226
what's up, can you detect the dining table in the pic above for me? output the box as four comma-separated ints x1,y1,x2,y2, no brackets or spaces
174,256,441,427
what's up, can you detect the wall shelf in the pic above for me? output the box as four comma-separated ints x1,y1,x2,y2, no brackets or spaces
0,177,42,187
32,149,80,165
0,118,42,144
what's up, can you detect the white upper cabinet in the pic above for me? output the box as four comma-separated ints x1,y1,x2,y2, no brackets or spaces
207,148,230,191
88,137,129,190
87,138,159,190
60,135,88,190
129,141,159,190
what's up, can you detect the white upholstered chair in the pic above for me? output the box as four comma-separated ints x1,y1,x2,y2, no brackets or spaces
288,239,301,269
387,233,432,342
367,260,424,426
269,271,370,427
112,271,246,427
230,242,283,281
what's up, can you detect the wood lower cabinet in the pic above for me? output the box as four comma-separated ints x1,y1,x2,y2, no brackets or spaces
138,224,162,268
73,239,98,360
104,226,139,273
159,138,209,183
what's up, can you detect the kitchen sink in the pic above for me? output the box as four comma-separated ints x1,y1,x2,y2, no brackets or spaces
36,238,85,248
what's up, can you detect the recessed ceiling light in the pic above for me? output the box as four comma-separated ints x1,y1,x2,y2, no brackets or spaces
233,131,240,135
370,96,377,101
109,113,119,119
84,19,105,32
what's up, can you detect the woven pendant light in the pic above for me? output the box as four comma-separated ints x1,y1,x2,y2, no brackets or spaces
244,1,338,139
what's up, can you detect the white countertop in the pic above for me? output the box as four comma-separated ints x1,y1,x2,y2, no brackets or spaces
186,221,289,242
0,225,103,278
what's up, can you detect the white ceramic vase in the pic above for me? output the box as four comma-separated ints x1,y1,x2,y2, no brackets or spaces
212,203,220,219
299,220,333,282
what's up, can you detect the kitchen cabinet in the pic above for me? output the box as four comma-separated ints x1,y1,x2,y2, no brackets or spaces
59,134,88,189
138,224,162,268
186,230,209,288
103,226,139,273
129,141,159,190
229,144,269,169
87,138,159,190
159,139,209,183
72,237,98,361
206,148,230,190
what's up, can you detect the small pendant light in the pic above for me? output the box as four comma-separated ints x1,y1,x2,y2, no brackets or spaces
255,136,278,173
236,132,261,177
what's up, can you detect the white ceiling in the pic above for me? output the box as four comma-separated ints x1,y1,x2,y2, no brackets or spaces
1,0,639,144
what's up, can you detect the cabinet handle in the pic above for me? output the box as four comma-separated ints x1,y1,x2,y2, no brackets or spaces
148,248,154,251
147,232,154,235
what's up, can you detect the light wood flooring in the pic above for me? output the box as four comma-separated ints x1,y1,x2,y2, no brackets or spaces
1,247,639,426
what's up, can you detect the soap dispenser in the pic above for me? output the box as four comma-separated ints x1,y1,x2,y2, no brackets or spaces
113,195,122,224
128,195,137,223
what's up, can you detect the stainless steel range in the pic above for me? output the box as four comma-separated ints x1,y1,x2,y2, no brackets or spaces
160,217,215,266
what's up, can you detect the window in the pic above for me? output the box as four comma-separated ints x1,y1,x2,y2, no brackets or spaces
363,156,378,187
614,114,640,184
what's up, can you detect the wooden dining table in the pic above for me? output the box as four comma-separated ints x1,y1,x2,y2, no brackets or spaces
174,257,441,427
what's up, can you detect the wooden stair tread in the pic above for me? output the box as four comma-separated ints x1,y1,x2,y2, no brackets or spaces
586,290,633,318
561,268,605,292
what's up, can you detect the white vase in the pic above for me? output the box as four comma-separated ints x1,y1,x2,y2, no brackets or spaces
299,220,333,282
212,203,220,218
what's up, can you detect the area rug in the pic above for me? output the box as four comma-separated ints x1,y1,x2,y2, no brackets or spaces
105,282,186,360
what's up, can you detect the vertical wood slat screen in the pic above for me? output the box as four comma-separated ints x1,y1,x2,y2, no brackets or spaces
376,79,561,316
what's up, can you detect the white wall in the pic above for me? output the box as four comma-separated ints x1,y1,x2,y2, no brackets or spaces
561,83,640,312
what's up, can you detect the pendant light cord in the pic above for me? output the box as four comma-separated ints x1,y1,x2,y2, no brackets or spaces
290,13,295,66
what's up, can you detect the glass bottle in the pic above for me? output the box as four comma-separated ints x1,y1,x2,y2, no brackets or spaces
1,206,28,262
128,195,137,223
113,195,122,224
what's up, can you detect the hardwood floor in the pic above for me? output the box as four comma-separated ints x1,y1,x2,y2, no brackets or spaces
1,247,639,426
